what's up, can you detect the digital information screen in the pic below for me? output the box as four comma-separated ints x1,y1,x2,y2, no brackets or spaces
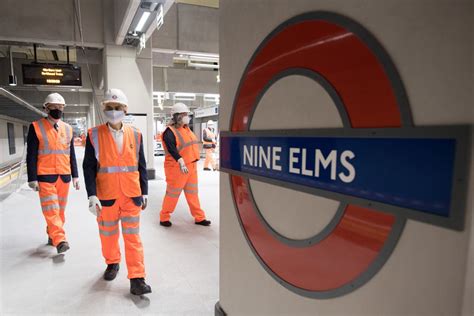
22,64,82,86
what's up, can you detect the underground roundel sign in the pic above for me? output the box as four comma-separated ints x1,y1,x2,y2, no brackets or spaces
220,12,470,298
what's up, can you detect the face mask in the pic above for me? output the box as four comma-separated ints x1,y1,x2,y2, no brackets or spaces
48,109,63,120
181,116,190,125
104,110,125,125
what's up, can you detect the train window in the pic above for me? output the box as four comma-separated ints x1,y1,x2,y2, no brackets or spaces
23,125,28,144
7,122,16,155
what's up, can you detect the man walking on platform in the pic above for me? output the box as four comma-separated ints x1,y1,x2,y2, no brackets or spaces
26,92,80,254
83,88,152,296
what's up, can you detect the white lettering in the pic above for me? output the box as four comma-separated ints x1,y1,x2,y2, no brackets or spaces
259,146,271,169
301,148,313,176
243,145,253,166
272,147,282,171
339,150,356,183
315,149,337,180
289,148,301,174
254,145,258,166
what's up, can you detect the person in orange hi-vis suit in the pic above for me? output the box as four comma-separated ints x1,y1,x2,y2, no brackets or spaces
26,93,80,254
159,102,211,228
82,88,152,296
202,120,218,171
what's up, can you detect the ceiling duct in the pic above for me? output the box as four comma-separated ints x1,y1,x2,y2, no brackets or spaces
120,0,171,48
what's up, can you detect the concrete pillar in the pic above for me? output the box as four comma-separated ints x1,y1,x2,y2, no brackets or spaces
103,41,156,179
219,1,473,315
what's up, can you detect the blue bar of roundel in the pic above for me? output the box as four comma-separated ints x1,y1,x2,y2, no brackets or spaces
220,136,456,217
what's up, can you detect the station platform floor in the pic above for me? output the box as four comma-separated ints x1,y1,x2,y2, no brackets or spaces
0,147,219,315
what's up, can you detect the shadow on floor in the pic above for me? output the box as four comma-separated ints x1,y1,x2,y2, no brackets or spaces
25,245,66,264
89,274,113,293
26,245,53,259
126,293,151,309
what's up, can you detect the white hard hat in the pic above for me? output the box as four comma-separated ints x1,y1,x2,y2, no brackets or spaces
171,102,190,114
43,93,65,107
207,120,215,126
102,88,128,107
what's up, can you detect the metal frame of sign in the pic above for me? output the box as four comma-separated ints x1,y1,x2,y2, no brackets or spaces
221,126,470,231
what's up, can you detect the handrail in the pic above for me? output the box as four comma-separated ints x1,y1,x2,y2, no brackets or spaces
0,87,47,118
0,161,23,177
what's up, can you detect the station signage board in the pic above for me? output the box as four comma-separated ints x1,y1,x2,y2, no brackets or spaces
194,105,218,118
219,12,470,298
22,64,82,86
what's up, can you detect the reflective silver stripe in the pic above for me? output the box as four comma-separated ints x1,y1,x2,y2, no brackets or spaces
167,187,182,193
58,197,67,201
185,183,198,188
169,126,186,148
64,123,71,146
37,119,49,149
98,166,139,173
166,192,180,198
99,220,119,227
40,195,58,202
42,205,60,212
37,120,71,155
184,189,198,195
178,140,200,151
122,227,139,234
38,149,70,155
91,127,100,161
132,127,140,161
99,228,119,236
121,216,140,223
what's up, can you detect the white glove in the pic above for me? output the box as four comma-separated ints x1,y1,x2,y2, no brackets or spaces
28,181,39,191
88,195,102,216
141,195,148,210
178,158,189,174
73,178,80,190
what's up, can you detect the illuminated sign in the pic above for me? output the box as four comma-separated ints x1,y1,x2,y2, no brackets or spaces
22,64,82,86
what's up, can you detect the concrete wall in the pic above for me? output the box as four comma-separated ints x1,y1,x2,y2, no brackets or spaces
152,3,218,53
0,57,98,121
0,57,100,92
104,41,155,170
153,67,219,93
0,0,104,47
0,116,28,167
219,1,474,315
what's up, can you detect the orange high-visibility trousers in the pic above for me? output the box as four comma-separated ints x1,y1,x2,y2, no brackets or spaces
39,178,69,246
204,148,216,169
160,162,206,222
97,194,145,279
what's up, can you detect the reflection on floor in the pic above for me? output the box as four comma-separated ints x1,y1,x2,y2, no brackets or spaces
0,147,219,315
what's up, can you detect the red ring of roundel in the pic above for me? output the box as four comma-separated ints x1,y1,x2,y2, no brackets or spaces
229,16,404,293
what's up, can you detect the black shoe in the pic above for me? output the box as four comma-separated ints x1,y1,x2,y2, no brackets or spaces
104,263,120,281
160,221,172,227
47,237,53,246
130,278,152,295
195,219,211,226
56,241,70,254
203,167,211,171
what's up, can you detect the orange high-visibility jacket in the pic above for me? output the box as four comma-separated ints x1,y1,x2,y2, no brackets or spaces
89,124,142,200
32,118,72,175
161,125,200,167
